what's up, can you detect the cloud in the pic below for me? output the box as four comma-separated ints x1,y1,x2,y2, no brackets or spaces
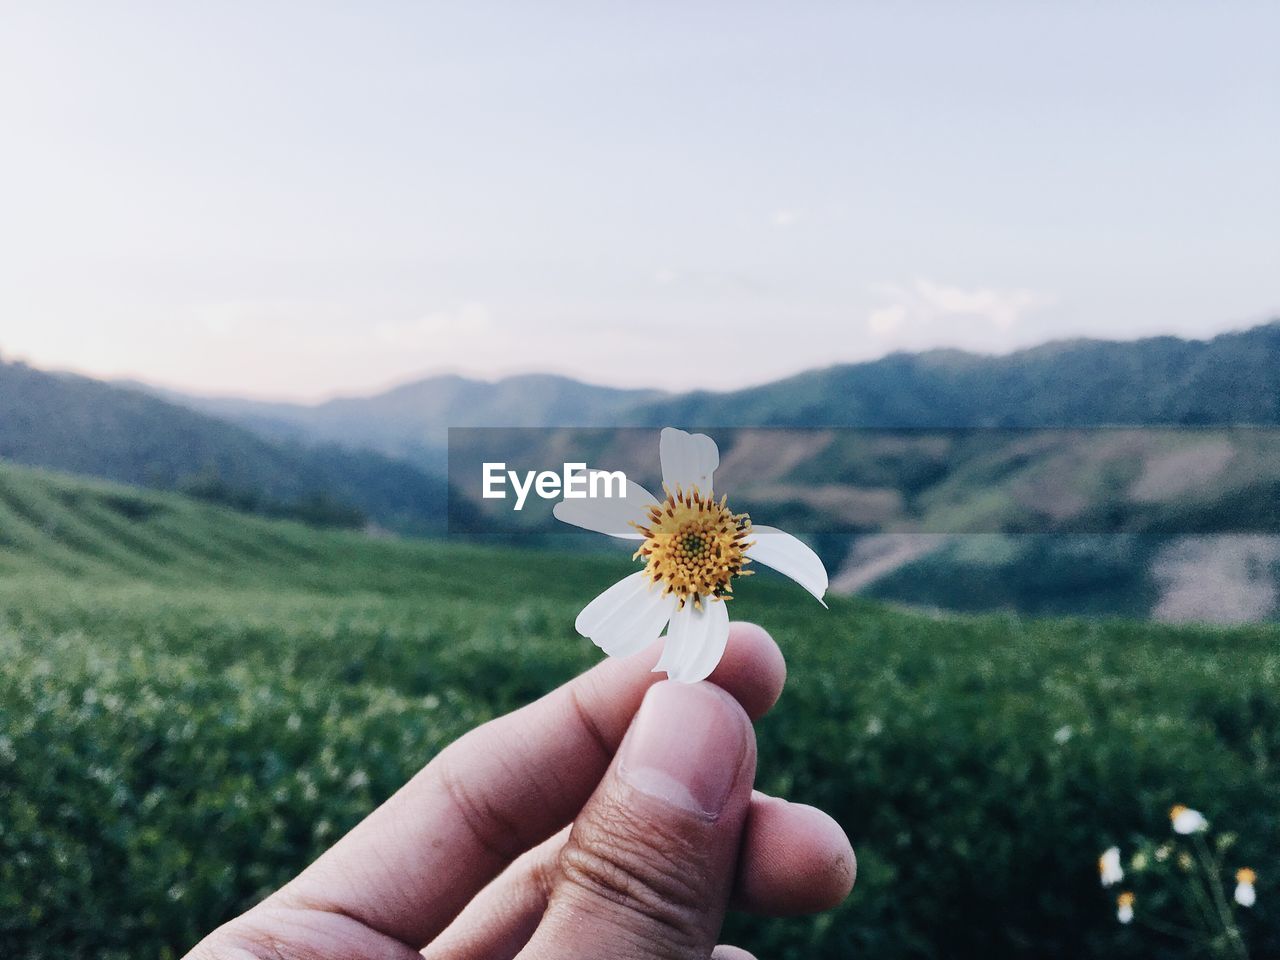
867,303,909,337
374,302,493,347
193,298,353,337
772,208,802,228
865,279,1049,351
650,266,764,295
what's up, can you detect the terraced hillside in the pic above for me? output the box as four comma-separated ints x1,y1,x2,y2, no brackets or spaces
2,461,1279,959
0,359,449,534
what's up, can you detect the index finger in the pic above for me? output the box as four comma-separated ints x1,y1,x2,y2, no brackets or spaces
267,622,786,948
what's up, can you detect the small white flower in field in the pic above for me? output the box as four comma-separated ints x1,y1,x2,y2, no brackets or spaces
1154,843,1172,862
1117,891,1135,924
555,427,828,683
1130,850,1149,872
1235,868,1257,908
1169,804,1208,835
1099,847,1124,887
1053,724,1073,744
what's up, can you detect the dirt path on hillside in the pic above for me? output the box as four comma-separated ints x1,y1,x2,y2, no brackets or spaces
832,533,951,593
1152,535,1280,624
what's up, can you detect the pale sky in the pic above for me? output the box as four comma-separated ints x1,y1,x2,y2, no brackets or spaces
1,2,1277,400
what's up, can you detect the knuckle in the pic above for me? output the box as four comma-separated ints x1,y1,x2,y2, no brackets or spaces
529,846,561,900
434,747,529,862
188,907,408,960
187,923,298,960
557,804,711,948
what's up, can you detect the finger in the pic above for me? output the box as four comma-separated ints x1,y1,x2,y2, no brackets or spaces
423,792,854,960
711,948,758,960
270,622,784,948
737,791,856,915
421,827,569,960
187,908,421,960
519,680,756,959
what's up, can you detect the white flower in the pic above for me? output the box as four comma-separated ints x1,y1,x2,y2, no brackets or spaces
1235,868,1257,908
1099,846,1124,887
1169,804,1208,835
554,427,828,683
1117,891,1135,924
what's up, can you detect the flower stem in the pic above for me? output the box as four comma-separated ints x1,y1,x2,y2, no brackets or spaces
1192,833,1248,960
1135,913,1200,942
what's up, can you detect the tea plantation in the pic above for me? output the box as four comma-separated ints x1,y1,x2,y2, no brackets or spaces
1,462,1278,959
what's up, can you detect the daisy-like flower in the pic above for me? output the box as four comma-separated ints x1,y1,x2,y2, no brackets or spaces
1099,846,1124,887
1170,804,1208,835
554,427,828,683
1117,891,1135,924
1235,868,1257,908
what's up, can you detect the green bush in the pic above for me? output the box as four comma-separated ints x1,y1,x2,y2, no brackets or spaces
1,462,1278,959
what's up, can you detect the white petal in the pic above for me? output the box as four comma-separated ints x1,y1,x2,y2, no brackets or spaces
1172,808,1208,834
575,572,677,658
746,525,829,605
656,597,731,683
553,478,658,540
652,626,683,673
659,427,719,496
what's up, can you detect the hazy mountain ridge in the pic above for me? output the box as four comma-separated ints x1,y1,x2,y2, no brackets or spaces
145,323,1280,462
6,321,1280,619
0,360,449,534
151,373,666,471
625,321,1280,427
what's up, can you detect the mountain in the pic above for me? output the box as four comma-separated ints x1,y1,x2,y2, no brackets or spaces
155,373,666,471
626,321,1280,427
11,320,1280,619
148,324,1280,470
0,359,448,534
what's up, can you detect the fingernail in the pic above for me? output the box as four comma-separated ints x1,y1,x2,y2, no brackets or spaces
617,681,746,819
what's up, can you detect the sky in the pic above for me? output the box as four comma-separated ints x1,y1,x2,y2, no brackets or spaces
1,2,1278,401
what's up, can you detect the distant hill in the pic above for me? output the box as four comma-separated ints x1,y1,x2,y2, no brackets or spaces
153,373,666,471
10,321,1280,619
0,360,448,534
626,321,1280,427
148,324,1280,467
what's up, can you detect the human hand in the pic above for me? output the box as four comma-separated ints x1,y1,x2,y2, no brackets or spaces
186,622,855,960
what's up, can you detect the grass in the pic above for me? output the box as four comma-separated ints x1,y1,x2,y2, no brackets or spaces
2,461,1279,959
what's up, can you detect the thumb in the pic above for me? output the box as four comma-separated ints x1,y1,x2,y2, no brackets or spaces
518,680,756,960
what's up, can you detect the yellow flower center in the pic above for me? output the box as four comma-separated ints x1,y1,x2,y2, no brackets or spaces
632,486,753,608
1169,804,1187,821
1238,868,1257,885
1118,891,1135,908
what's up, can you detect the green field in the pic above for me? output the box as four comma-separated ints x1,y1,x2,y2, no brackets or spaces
2,461,1279,959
